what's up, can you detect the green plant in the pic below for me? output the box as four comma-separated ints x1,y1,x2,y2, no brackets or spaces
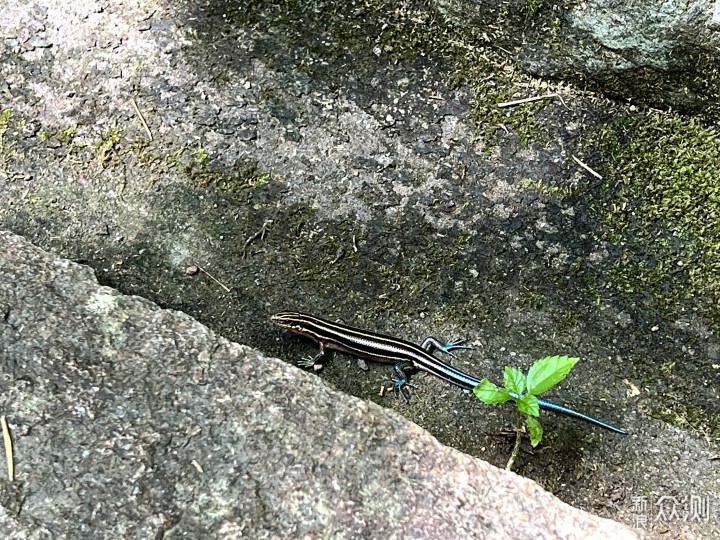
474,355,578,470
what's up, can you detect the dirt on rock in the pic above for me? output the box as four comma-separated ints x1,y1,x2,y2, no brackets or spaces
1,0,718,538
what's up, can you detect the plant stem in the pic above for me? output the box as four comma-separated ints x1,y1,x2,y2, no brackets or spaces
505,409,523,471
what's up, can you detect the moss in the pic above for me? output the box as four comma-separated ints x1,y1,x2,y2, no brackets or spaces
519,177,576,200
191,147,208,167
0,109,24,143
186,156,272,197
94,128,125,166
444,37,550,147
0,109,23,166
263,0,459,66
230,0,549,147
0,109,12,131
527,0,544,15
557,309,579,332
659,361,675,376
140,146,188,171
519,288,545,309
588,112,720,331
38,126,77,145
454,230,470,248
57,127,77,145
653,395,720,439
0,109,14,149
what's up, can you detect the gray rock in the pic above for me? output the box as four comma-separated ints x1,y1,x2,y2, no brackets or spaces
707,342,720,361
433,0,720,111
0,230,642,538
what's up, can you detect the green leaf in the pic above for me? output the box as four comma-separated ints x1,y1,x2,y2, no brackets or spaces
473,379,512,404
526,355,579,395
526,416,543,447
516,394,539,417
503,366,526,395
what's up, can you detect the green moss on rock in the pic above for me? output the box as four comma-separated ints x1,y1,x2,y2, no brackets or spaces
590,112,720,329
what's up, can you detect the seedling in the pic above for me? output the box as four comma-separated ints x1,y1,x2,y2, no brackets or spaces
473,355,578,471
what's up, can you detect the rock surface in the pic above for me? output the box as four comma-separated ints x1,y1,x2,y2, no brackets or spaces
0,230,644,538
433,0,720,111
1,0,719,538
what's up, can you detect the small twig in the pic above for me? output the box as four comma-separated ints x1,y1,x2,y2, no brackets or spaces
555,93,570,110
505,409,523,472
195,264,231,293
1,416,14,481
130,97,153,141
572,155,603,179
498,93,560,108
329,248,345,265
243,220,273,256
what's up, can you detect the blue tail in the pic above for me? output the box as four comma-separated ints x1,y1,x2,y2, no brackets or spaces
537,398,627,434
503,388,626,434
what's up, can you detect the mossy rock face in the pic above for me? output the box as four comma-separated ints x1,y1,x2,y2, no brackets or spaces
588,112,720,332
433,0,720,113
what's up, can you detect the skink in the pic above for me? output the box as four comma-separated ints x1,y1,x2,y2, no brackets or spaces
271,310,627,434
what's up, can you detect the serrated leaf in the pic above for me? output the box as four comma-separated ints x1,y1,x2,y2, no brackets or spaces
526,355,579,395
526,416,543,447
473,379,512,404
516,394,539,417
503,366,526,395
